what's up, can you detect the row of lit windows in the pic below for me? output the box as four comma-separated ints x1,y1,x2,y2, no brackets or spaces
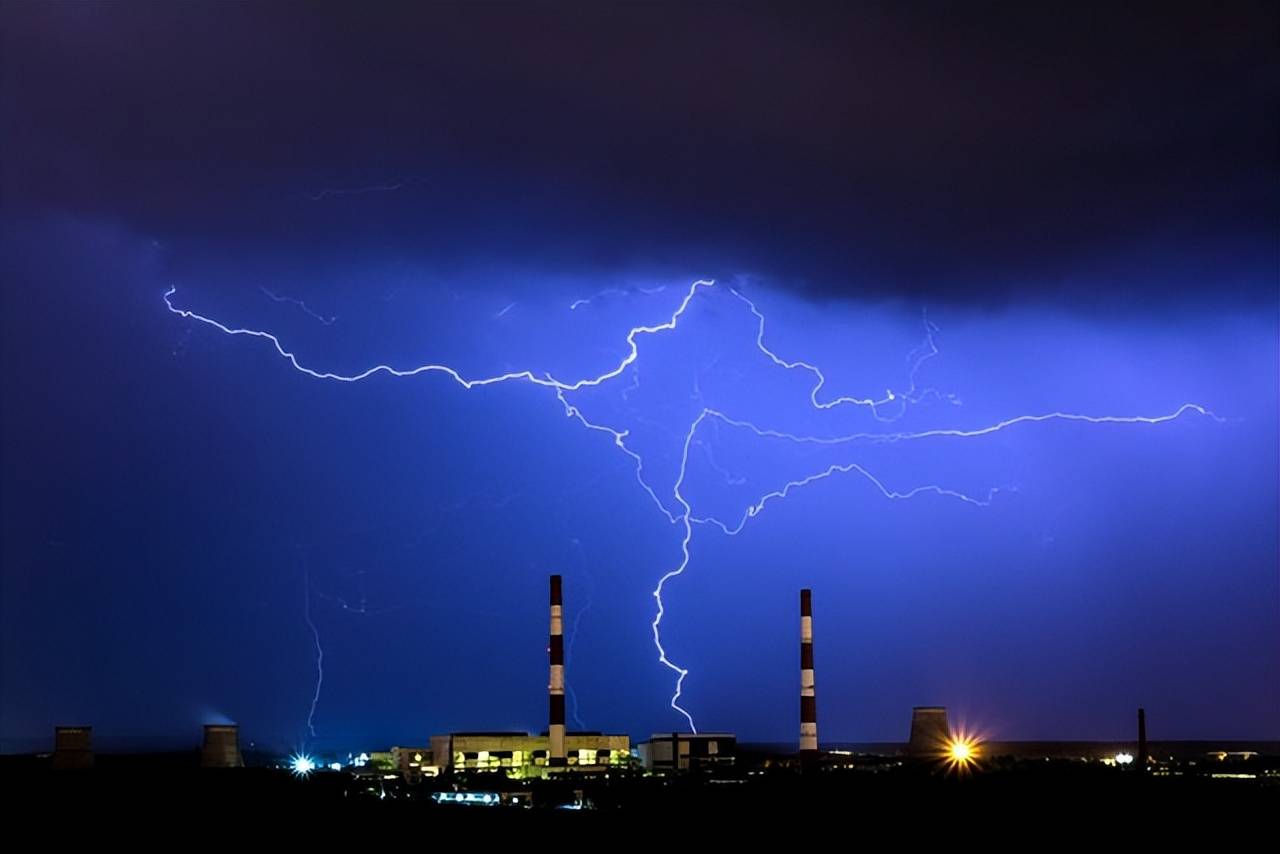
454,748,627,768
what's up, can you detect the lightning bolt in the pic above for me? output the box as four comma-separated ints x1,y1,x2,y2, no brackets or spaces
301,556,323,741
164,280,712,391
165,280,1217,733
261,287,338,326
565,537,594,731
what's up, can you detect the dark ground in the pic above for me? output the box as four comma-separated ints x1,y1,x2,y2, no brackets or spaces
3,751,1274,837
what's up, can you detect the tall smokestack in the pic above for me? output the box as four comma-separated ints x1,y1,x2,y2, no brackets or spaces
1137,707,1148,772
799,588,818,763
548,574,566,768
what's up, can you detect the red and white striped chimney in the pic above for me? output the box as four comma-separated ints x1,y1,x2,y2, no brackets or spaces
548,574,567,768
800,588,818,762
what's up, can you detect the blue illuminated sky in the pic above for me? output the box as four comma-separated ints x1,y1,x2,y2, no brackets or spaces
2,3,1276,751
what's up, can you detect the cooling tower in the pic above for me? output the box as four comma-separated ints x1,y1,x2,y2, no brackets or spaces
52,726,93,770
906,706,951,756
201,723,244,768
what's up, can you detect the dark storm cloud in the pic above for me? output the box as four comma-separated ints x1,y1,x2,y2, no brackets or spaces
3,1,1276,303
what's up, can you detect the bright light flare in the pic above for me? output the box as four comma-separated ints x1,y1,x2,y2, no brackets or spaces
289,754,316,777
942,735,981,772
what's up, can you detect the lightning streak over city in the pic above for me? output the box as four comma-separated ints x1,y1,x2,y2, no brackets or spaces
163,280,1216,733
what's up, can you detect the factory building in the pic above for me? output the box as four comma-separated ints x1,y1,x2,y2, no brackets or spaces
52,726,93,770
431,732,631,775
638,733,737,771
429,576,630,777
390,746,439,779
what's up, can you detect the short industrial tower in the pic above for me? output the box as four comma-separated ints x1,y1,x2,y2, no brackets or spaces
201,723,244,768
906,706,951,756
1137,707,1148,772
52,726,93,770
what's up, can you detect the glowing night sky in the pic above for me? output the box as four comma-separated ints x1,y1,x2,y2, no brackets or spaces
2,3,1276,752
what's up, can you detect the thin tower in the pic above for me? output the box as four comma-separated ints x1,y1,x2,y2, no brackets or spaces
1137,707,1148,772
549,574,566,768
800,588,818,762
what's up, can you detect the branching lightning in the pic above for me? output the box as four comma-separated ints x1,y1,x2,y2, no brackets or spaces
164,280,712,391
165,279,1216,734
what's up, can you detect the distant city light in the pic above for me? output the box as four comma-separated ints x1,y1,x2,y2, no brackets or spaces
328,762,342,771
430,791,500,807
289,754,316,777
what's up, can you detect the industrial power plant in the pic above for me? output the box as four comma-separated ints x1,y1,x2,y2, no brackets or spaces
30,574,1167,782
33,575,986,777
13,570,1267,815
418,577,815,775
418,576,842,776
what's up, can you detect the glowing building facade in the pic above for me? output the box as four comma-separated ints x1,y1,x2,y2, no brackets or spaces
430,732,631,775
390,745,439,779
